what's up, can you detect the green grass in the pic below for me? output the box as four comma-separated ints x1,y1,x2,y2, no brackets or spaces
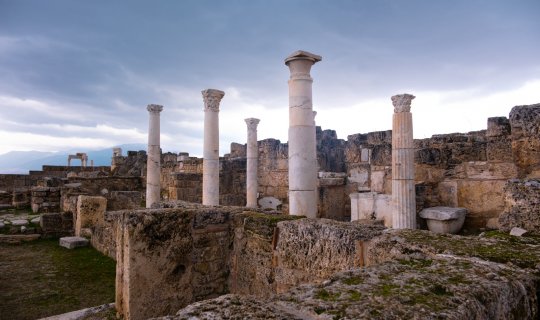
0,238,116,320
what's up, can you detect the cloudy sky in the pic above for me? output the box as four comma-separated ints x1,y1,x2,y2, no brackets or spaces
0,0,538,157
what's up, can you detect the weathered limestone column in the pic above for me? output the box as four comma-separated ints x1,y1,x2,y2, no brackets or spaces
391,94,416,229
202,89,225,206
146,104,163,208
285,50,322,218
245,118,260,207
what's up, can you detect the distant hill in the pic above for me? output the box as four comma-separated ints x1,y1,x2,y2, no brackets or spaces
0,144,146,174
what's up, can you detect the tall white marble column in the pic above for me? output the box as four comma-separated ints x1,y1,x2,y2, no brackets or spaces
391,94,416,229
245,118,260,208
285,50,322,218
146,104,163,208
202,89,225,206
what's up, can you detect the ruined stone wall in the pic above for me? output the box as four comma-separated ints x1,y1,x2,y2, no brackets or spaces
31,186,61,213
113,203,387,319
60,176,143,214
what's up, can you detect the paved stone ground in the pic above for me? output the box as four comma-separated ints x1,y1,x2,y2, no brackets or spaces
0,239,115,320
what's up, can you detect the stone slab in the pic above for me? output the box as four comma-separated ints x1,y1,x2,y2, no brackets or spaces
59,236,89,249
510,227,528,237
11,219,29,226
419,207,467,221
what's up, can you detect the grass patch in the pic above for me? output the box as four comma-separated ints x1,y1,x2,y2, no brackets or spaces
315,289,341,301
0,238,116,320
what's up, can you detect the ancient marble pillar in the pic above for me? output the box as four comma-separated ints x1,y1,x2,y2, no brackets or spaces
202,89,225,206
245,118,260,207
391,94,416,229
146,104,163,208
285,50,322,218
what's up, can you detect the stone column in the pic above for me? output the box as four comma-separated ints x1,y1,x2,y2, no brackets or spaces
245,118,260,207
146,104,163,208
285,50,322,218
202,89,225,206
391,94,416,229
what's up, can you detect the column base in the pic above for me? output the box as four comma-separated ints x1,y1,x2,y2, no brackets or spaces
289,190,318,218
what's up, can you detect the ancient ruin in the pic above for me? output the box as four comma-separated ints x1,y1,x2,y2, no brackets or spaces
67,152,89,167
1,49,539,319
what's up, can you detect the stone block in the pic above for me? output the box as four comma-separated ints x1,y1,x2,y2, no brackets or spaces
75,195,107,237
350,192,392,227
59,236,89,249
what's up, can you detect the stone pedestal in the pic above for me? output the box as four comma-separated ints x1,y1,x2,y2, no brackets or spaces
245,118,260,207
285,50,321,218
202,89,225,206
391,94,416,229
146,104,163,208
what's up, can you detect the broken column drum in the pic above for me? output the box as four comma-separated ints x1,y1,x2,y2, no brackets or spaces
391,94,416,229
285,50,322,218
245,118,260,207
202,89,225,206
146,104,163,208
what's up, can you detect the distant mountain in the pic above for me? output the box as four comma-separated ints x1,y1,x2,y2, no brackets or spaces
0,144,146,174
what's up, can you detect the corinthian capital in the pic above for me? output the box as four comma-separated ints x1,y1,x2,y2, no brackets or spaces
391,94,415,113
244,118,260,131
202,89,225,112
147,104,163,113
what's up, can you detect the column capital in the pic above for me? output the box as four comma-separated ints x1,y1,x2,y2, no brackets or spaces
391,94,415,113
147,104,163,113
285,50,322,79
202,89,225,112
284,50,322,65
244,118,260,130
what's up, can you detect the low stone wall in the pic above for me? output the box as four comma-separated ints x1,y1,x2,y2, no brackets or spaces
31,186,61,213
499,179,540,234
40,212,73,238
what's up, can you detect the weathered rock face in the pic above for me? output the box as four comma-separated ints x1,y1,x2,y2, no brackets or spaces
499,179,540,234
162,228,540,320
113,203,297,320
75,195,107,237
510,104,540,178
274,219,385,293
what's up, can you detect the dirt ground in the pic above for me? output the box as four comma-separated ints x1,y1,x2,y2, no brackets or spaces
0,238,116,320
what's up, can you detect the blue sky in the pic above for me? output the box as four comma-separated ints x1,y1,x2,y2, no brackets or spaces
0,0,538,156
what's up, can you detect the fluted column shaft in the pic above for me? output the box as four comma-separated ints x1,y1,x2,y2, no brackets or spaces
285,50,322,218
146,104,163,208
202,89,225,206
391,94,416,229
245,118,260,207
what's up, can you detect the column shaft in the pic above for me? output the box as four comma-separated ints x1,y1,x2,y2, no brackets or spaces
245,118,260,207
285,50,321,218
146,104,163,208
202,89,225,206
391,94,416,229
